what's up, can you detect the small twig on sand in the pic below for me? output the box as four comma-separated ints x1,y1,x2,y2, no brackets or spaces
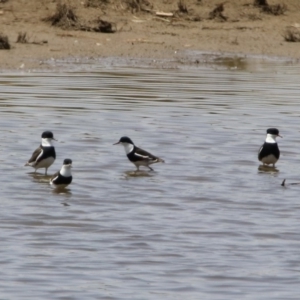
155,11,173,17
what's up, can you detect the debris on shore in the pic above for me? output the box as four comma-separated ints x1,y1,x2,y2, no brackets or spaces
284,25,300,42
254,0,287,16
0,33,10,49
81,19,116,33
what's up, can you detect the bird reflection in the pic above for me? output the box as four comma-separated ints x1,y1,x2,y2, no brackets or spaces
258,165,279,173
51,186,72,195
28,172,52,183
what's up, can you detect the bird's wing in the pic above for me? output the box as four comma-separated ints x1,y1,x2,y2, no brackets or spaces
135,147,164,162
258,143,264,160
258,142,271,160
135,147,155,159
27,146,43,164
50,171,59,183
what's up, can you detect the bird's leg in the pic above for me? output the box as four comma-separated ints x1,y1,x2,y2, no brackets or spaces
134,166,139,174
148,166,154,171
45,168,48,175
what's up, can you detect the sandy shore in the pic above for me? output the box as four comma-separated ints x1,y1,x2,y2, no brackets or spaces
1,0,300,70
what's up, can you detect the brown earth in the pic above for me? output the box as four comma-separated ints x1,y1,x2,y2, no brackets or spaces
1,0,300,70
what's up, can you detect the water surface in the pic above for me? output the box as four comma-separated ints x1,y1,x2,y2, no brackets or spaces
0,60,300,299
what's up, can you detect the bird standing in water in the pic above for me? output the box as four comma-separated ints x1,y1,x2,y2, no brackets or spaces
258,128,281,167
50,159,73,188
114,136,164,171
25,131,56,175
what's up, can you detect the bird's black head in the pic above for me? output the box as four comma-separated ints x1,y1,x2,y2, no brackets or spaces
114,136,134,145
63,159,72,165
266,128,280,136
41,131,55,139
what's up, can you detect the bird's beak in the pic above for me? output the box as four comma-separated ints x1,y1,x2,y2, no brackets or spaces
113,141,120,145
53,138,58,141
278,134,282,138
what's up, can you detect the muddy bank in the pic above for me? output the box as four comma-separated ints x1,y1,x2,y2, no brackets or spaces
1,0,300,70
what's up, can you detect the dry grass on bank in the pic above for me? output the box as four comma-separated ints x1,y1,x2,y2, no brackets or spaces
43,2,115,33
177,0,188,14
16,32,29,43
43,3,78,29
209,3,227,21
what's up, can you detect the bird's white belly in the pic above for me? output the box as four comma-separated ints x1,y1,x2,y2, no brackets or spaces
134,159,155,167
135,161,147,167
35,157,55,169
261,154,278,165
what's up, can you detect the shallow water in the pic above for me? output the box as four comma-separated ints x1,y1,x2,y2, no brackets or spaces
1,60,300,299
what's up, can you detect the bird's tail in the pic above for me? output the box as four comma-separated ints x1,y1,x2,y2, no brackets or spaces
156,157,165,163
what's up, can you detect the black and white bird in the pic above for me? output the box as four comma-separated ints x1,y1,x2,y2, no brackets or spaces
50,159,73,188
25,131,56,175
258,128,281,167
114,136,165,171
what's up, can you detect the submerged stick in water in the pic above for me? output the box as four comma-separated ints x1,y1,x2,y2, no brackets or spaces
281,179,300,186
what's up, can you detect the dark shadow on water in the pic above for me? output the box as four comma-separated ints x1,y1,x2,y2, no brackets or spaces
258,165,279,173
124,170,153,178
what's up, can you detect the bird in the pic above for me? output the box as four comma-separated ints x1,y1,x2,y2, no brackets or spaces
50,159,73,188
114,136,165,171
25,131,56,175
258,128,281,167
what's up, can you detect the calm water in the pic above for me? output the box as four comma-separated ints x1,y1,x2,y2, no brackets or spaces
1,60,300,299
